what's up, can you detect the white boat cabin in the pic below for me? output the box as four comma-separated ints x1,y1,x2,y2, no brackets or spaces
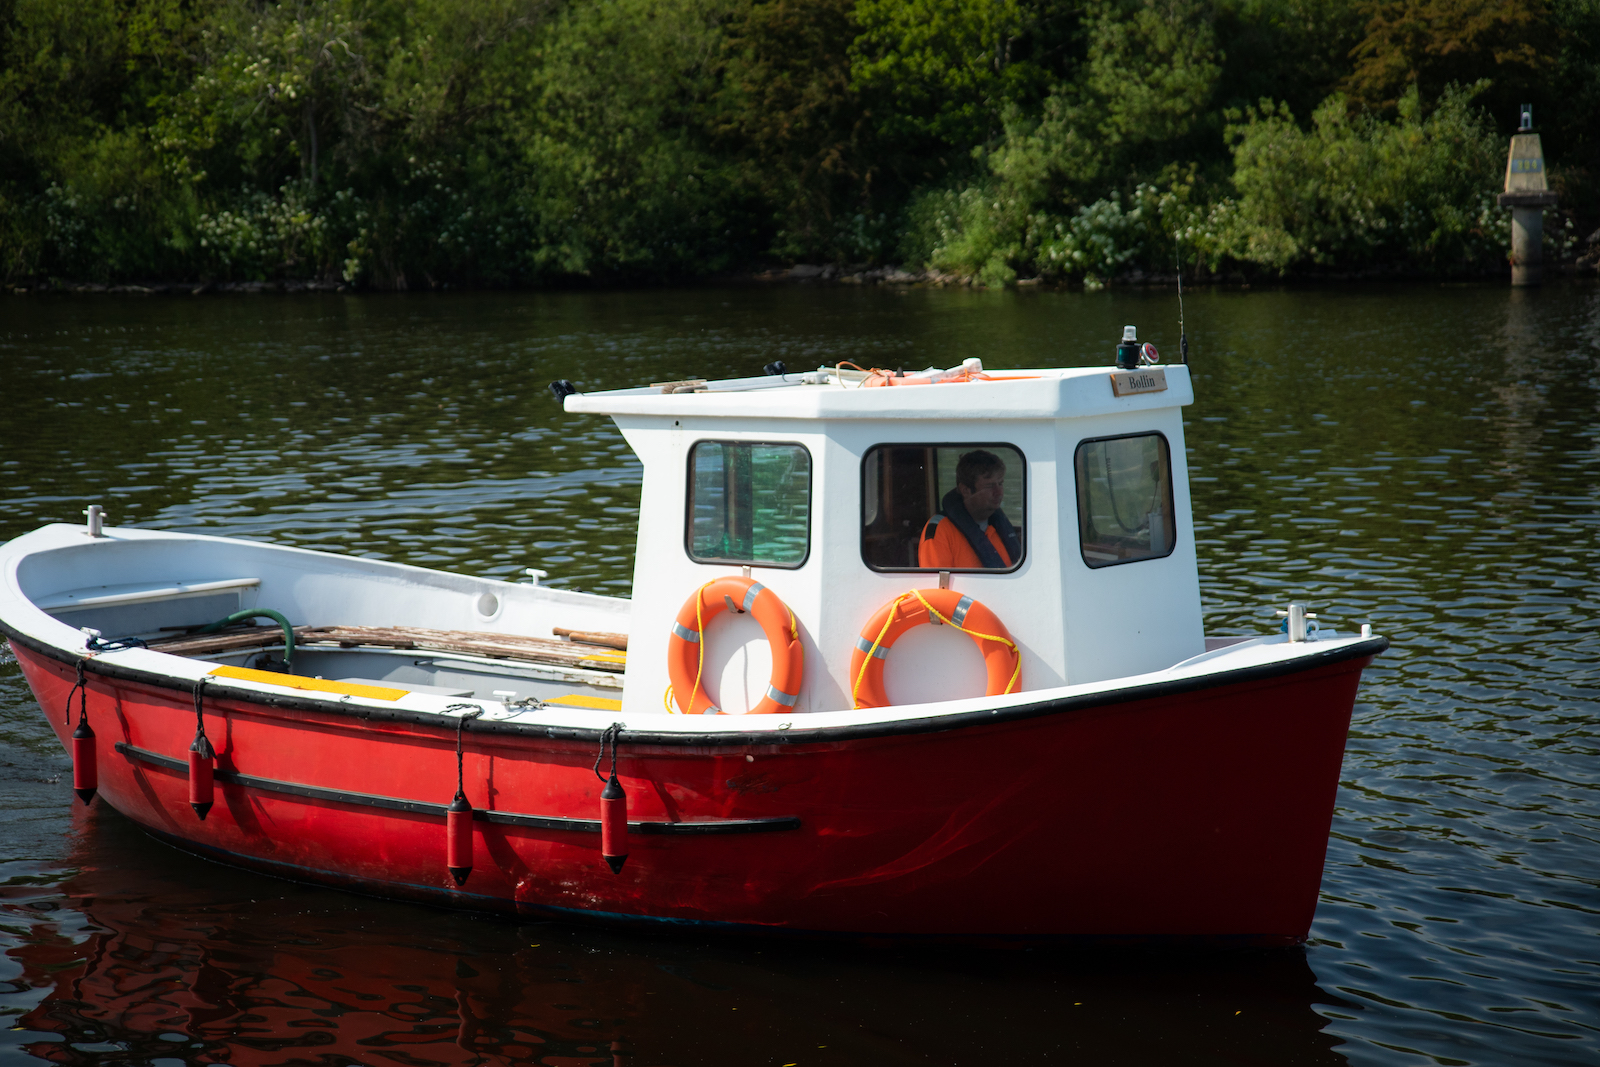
567,360,1204,717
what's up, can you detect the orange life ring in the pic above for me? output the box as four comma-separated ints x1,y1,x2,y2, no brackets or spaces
849,588,1020,709
667,577,804,715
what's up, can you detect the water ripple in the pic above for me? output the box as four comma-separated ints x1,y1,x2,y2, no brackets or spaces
2,284,1598,1065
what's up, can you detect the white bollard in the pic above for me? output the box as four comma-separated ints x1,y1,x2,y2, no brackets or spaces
1276,602,1320,642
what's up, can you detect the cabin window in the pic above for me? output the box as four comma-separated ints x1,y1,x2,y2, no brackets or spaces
861,444,1026,571
686,441,811,567
1074,433,1176,568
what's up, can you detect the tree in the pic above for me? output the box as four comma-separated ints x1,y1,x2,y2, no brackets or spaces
990,0,1223,206
0,0,201,279
714,0,879,260
1213,0,1367,120
503,0,756,278
1343,0,1553,112
850,0,1066,150
179,0,374,192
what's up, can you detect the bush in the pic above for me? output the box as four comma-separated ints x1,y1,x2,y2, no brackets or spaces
1028,181,1233,285
899,179,1024,286
194,184,331,280
1223,83,1509,273
899,172,1238,286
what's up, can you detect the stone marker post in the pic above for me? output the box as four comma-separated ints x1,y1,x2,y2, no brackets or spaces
1498,105,1558,287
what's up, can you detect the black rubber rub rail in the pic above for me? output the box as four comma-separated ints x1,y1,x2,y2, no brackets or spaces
114,743,800,836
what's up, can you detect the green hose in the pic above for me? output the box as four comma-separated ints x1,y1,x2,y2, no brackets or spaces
194,609,296,673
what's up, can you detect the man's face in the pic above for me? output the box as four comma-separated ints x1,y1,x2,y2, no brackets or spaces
960,468,1005,517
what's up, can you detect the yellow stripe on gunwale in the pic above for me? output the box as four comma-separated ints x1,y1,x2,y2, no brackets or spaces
545,694,624,711
208,665,407,701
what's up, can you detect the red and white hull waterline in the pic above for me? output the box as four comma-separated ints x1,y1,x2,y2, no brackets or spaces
3,523,1383,945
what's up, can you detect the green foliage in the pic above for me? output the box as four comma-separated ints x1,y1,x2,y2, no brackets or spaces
193,183,330,279
896,0,1224,281
1224,84,1508,272
901,170,1227,285
714,0,882,260
1544,0,1600,215
1031,180,1229,282
505,0,756,278
989,0,1222,206
1343,0,1551,113
1,0,1596,285
186,0,371,190
0,0,200,279
34,131,197,280
1213,0,1366,119
899,181,1019,285
850,0,1062,148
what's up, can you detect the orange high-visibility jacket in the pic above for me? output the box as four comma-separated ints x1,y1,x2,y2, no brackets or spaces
917,515,1013,569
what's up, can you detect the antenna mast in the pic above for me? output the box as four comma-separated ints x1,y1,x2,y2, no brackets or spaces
1176,247,1189,365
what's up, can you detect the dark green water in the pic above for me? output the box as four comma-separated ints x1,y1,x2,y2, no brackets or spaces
2,283,1598,1066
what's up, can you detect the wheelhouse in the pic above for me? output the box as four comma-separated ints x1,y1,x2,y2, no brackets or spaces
565,362,1204,716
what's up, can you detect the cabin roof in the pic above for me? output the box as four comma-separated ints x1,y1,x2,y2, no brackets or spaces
565,365,1193,422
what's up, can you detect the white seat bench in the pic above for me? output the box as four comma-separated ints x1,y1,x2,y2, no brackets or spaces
37,578,261,613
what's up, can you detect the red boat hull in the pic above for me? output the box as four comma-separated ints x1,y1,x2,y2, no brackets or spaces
11,639,1372,945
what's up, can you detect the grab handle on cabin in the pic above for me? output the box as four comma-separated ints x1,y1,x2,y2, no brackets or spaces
193,609,297,673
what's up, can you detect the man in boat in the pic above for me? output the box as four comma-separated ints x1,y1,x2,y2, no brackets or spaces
918,449,1021,569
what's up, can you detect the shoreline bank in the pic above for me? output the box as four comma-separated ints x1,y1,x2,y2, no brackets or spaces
9,257,1599,297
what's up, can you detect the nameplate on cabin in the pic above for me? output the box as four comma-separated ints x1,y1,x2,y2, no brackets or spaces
1109,369,1168,397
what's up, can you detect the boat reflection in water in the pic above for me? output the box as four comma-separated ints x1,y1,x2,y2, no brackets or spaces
10,810,643,1066
5,804,1354,1067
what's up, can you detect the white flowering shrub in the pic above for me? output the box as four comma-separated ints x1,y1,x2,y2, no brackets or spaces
1031,194,1147,282
901,175,1235,286
194,184,330,279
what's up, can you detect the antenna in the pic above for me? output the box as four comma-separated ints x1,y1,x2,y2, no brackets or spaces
1176,247,1189,365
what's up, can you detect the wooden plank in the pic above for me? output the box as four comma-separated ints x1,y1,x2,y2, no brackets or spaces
552,626,629,651
146,624,626,674
146,625,319,655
